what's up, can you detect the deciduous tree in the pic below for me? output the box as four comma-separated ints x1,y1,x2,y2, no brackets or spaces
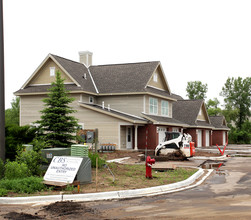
221,77,251,130
186,81,208,100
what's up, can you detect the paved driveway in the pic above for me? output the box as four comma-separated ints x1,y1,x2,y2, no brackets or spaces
88,156,251,219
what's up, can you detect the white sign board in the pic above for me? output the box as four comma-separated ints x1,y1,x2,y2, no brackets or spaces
44,156,83,184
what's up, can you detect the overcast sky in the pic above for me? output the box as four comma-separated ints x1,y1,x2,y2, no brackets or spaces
3,0,251,109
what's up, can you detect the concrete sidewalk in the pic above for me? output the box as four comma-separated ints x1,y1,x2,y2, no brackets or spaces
0,167,213,205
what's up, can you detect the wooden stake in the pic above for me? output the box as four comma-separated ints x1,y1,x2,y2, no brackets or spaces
95,158,98,192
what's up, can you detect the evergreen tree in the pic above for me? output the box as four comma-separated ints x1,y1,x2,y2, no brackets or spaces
36,71,78,148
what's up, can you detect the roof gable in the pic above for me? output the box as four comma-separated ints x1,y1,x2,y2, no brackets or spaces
21,54,80,89
27,57,73,86
173,99,211,127
209,116,229,130
146,64,171,94
197,102,210,123
20,54,97,94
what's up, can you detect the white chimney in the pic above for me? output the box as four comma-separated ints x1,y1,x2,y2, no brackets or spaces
102,101,105,109
79,51,93,67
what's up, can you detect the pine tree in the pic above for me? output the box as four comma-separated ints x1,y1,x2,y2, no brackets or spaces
36,71,78,148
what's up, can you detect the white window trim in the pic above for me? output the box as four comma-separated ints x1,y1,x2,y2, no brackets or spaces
50,67,55,76
153,73,158,82
161,100,169,116
149,97,158,115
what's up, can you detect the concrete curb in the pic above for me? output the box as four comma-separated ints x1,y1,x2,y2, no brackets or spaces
193,155,228,160
0,167,212,205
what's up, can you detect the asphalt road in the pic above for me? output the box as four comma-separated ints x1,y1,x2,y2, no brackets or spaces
1,154,251,219
87,156,251,219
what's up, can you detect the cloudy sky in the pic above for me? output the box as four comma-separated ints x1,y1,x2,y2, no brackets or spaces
3,0,251,109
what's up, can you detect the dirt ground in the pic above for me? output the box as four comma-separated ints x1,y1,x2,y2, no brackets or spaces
0,150,222,219
1,201,102,220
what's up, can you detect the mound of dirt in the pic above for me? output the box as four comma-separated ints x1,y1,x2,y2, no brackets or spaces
41,201,99,218
3,211,42,219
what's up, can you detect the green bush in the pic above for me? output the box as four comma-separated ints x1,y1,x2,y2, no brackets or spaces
16,150,46,176
0,159,4,179
0,188,9,196
5,124,38,160
4,161,31,180
88,152,106,168
0,177,47,195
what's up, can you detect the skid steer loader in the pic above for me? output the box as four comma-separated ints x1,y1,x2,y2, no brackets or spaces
155,132,195,158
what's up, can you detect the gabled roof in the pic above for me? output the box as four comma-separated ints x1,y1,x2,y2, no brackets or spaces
52,54,97,93
209,116,230,130
89,61,160,93
16,54,173,99
173,99,213,128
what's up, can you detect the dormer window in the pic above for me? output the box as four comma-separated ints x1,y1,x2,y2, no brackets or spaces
50,67,55,76
153,73,158,82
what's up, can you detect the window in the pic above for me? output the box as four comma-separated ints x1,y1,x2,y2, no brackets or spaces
89,96,94,103
77,123,84,130
149,97,158,115
153,73,158,82
161,100,169,116
50,67,55,76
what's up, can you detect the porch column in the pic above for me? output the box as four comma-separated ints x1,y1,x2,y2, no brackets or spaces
134,125,138,150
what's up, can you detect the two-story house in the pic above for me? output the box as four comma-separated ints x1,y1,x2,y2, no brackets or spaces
14,51,229,150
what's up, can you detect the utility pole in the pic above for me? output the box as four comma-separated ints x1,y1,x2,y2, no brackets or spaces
0,0,5,161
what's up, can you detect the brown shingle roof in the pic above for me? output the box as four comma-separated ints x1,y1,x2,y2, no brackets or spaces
51,54,97,93
15,84,82,94
89,61,160,93
173,99,212,128
209,116,230,130
142,114,187,126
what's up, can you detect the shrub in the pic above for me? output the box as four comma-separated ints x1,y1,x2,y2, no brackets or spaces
16,150,45,176
0,188,9,196
0,177,47,195
5,124,38,160
4,161,31,180
88,152,106,168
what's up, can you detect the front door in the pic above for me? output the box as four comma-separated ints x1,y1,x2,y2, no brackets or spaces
126,126,133,149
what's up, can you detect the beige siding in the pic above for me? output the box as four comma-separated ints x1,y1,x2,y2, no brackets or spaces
147,66,167,91
120,126,126,149
74,102,132,149
97,95,144,117
20,95,46,126
29,58,73,85
20,93,131,149
197,107,207,121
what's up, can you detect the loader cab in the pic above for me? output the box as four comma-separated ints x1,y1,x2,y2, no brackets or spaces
165,132,181,141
